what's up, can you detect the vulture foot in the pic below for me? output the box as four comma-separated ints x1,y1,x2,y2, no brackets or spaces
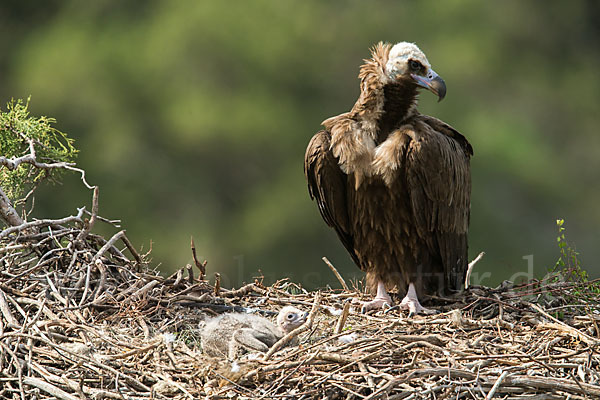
399,283,434,316
360,281,392,313
360,296,392,313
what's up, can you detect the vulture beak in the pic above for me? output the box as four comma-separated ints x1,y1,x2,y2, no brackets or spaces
411,69,446,102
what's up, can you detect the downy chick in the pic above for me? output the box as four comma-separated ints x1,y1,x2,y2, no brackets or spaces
200,306,307,359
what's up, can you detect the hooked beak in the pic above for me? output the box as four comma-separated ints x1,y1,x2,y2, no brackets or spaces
411,69,446,102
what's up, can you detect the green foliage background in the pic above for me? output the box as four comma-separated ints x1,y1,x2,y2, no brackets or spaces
1,1,598,287
0,99,77,201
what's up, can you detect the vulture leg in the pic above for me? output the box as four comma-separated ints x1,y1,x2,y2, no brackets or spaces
399,283,432,316
360,281,392,313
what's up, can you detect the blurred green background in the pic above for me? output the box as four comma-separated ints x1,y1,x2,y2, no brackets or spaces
1,0,599,288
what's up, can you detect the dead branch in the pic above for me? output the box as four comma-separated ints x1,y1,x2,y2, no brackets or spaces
76,186,99,242
0,186,24,227
0,207,85,239
465,251,485,289
190,237,206,280
322,257,350,291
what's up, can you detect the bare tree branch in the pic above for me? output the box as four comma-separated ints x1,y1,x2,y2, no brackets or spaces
0,186,24,227
0,152,75,171
77,186,99,242
0,207,85,239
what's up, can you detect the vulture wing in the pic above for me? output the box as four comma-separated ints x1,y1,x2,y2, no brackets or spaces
406,115,473,291
304,130,360,267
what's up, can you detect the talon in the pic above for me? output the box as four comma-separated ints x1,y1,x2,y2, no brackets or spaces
384,304,400,314
384,305,400,314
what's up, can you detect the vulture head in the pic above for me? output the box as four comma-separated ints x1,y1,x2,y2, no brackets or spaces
276,306,308,333
385,42,446,101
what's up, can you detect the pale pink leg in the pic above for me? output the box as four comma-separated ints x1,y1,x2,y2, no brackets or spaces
360,281,392,313
399,282,432,316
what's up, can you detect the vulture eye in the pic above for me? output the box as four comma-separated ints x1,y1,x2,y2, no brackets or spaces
287,314,294,320
409,60,422,71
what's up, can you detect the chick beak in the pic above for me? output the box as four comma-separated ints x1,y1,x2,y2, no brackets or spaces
411,69,446,102
301,312,309,322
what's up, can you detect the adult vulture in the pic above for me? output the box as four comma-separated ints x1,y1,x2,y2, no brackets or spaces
304,42,472,313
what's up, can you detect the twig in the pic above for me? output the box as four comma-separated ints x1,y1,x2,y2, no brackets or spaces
322,257,349,291
0,207,85,239
328,380,366,398
0,186,24,226
186,263,194,284
214,273,221,296
92,259,108,302
78,263,93,307
190,237,206,280
358,362,375,392
64,165,95,190
465,251,485,289
76,186,99,242
221,283,266,297
334,301,351,334
0,288,19,327
485,370,509,400
91,230,125,262
129,280,160,301
22,377,80,400
119,233,142,264
395,334,447,347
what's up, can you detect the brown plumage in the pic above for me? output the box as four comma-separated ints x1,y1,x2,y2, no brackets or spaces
304,42,472,313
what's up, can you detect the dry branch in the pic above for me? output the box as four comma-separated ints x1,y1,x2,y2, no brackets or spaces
190,237,206,280
76,185,99,242
322,256,349,291
334,300,351,334
0,186,24,226
0,207,85,239
22,377,80,400
465,251,485,289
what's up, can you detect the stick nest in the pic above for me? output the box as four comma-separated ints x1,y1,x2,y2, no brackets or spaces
1,211,599,399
